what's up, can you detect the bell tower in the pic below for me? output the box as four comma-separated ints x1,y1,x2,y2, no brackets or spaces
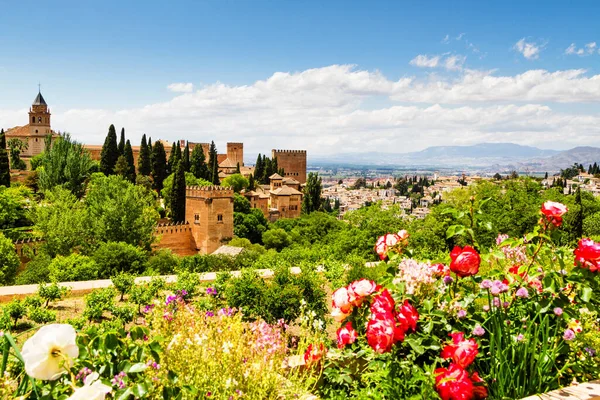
28,89,52,136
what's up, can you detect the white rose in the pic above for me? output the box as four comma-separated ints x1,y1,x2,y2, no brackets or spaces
68,372,112,400
22,324,79,381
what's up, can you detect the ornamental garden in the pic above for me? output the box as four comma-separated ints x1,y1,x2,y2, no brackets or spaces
2,174,600,398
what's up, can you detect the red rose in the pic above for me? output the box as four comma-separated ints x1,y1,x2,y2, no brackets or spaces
541,201,568,227
332,286,353,313
304,343,326,365
396,300,419,333
441,332,479,369
348,279,377,306
336,322,358,349
366,315,396,354
435,364,475,400
375,233,401,260
450,246,481,278
574,238,600,272
370,289,396,316
471,372,488,399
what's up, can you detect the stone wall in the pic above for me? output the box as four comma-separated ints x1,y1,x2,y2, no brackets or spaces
152,222,197,257
272,149,307,184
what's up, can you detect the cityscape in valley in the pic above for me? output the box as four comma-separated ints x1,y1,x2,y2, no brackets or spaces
2,1,600,399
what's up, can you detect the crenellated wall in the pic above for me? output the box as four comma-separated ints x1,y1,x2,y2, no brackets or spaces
272,149,307,184
152,222,197,257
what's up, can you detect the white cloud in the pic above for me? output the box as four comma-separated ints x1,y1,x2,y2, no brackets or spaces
456,33,465,41
167,82,195,93
514,38,543,60
565,42,597,56
441,34,450,44
443,55,466,71
3,65,600,155
409,55,441,68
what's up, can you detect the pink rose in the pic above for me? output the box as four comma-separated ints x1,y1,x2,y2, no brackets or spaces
348,279,377,306
541,201,568,227
398,230,409,240
574,238,600,272
336,322,358,349
331,307,350,323
332,287,352,313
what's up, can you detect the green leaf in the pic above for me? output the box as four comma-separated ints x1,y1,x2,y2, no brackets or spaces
104,333,119,351
132,382,149,397
115,387,133,400
580,286,593,303
404,337,425,355
128,362,148,373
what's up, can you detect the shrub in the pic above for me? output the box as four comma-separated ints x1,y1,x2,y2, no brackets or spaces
27,306,56,324
0,232,20,285
14,252,52,285
48,253,99,282
111,272,135,301
174,270,199,300
92,241,147,278
145,249,180,275
23,295,42,309
129,283,155,314
112,304,136,323
38,282,69,307
83,288,115,322
262,228,292,251
4,299,26,328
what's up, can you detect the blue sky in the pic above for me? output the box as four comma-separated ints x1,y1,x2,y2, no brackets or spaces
1,0,600,154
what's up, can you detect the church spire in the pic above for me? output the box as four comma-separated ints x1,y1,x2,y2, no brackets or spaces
32,85,47,106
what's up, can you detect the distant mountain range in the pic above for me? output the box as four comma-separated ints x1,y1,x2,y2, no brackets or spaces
309,143,600,172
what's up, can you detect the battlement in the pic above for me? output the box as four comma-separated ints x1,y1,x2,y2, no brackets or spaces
154,222,193,235
227,142,244,147
272,149,307,154
186,185,234,199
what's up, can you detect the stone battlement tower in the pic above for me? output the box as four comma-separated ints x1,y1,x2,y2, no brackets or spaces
185,186,234,254
272,149,307,184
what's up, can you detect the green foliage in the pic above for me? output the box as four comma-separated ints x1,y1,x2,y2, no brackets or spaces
138,134,152,176
182,141,190,172
174,270,200,298
37,282,69,307
100,124,119,175
171,161,186,222
129,283,155,314
0,232,19,285
151,140,168,191
0,185,32,231
92,241,147,278
0,129,10,187
7,138,27,170
86,174,159,249
111,272,136,301
161,171,211,213
221,173,248,193
190,144,209,181
83,287,116,321
112,303,136,323
124,139,136,183
233,193,251,213
15,252,52,285
27,306,56,324
302,172,323,214
4,299,26,328
117,127,125,155
207,141,220,185
48,253,99,282
36,133,94,198
145,249,180,275
23,295,42,309
262,228,292,251
234,209,269,243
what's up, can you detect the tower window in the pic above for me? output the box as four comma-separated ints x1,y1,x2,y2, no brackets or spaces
217,214,223,222
35,130,38,133
32,117,35,123
194,214,200,224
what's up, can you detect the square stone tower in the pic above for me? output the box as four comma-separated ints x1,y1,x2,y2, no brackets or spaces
226,142,244,167
272,149,307,184
185,186,234,254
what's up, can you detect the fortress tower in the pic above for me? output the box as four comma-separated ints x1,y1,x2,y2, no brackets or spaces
272,149,307,184
185,186,234,254
226,142,243,167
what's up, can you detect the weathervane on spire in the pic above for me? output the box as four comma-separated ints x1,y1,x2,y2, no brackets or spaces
38,82,41,93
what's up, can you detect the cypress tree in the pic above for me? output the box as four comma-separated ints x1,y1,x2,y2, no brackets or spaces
138,134,152,176
248,174,255,191
182,142,190,172
254,154,263,184
118,128,126,156
574,187,583,239
168,142,181,174
114,155,129,177
190,145,209,180
0,129,10,187
544,172,548,180
100,124,119,175
171,161,186,222
124,140,136,183
148,137,153,153
302,172,322,214
151,141,168,192
208,141,220,185
235,162,240,174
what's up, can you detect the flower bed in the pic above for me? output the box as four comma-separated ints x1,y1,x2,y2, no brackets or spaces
2,200,600,399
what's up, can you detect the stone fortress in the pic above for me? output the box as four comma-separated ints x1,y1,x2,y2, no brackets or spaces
5,90,308,256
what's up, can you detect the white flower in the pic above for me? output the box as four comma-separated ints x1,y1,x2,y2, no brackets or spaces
222,341,233,354
22,324,79,381
68,372,112,400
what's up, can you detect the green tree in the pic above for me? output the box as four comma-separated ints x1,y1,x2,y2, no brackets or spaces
138,134,152,176
48,253,99,282
86,174,159,249
171,161,187,222
118,127,126,156
7,138,27,170
124,139,136,183
37,134,93,198
302,172,322,214
0,129,10,186
248,174,255,191
254,154,264,184
151,140,168,192
190,145,209,181
114,155,129,177
208,141,220,185
221,173,249,193
93,241,147,278
100,124,119,175
573,187,584,240
262,228,292,251
182,141,190,172
161,172,211,213
233,193,251,214
0,232,19,284
234,209,269,243
168,142,182,174
0,185,31,231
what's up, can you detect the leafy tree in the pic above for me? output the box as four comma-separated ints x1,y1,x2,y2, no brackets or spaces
248,174,255,191
7,138,27,170
234,209,269,243
208,141,220,185
36,134,94,198
262,228,292,251
0,129,10,186
151,140,168,192
48,253,99,282
302,172,322,214
93,241,147,278
221,173,248,193
190,144,209,181
0,185,31,231
100,124,119,175
234,193,251,214
161,172,211,213
111,272,135,301
114,155,129,178
146,249,180,275
86,174,159,249
138,134,152,176
171,161,186,222
235,162,241,174
0,232,19,285
182,141,190,172
124,139,136,183
118,127,126,156
38,282,69,307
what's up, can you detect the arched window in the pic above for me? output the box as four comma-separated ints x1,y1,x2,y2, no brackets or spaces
32,117,35,123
